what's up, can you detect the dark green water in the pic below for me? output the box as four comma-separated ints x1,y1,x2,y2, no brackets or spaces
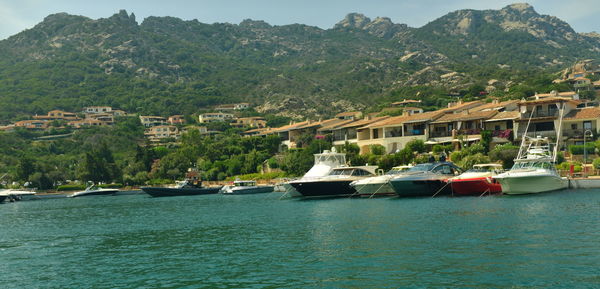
1,190,599,288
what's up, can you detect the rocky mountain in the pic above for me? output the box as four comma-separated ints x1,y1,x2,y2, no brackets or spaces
0,3,598,121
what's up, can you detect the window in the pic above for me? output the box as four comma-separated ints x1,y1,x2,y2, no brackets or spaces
584,121,592,130
495,125,501,131
534,122,554,131
571,124,578,130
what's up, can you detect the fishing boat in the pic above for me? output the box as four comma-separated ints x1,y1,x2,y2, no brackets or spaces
220,180,274,195
68,185,119,198
448,164,503,196
289,165,379,197
494,136,567,194
282,148,347,197
389,162,463,197
493,101,568,195
141,180,221,197
349,165,412,197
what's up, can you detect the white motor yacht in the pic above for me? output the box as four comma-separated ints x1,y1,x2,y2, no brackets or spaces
283,148,347,197
68,185,119,198
349,165,412,197
220,180,274,195
494,136,567,194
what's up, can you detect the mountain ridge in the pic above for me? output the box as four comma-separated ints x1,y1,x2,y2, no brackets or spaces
0,4,597,121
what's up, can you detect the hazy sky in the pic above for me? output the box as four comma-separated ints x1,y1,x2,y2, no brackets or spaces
0,0,598,40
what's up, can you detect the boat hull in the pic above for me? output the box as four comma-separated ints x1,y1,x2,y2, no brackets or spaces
390,179,450,197
350,183,395,197
222,186,274,195
141,186,222,197
449,177,502,196
495,175,567,195
290,180,356,197
69,189,119,198
0,195,7,203
282,183,301,197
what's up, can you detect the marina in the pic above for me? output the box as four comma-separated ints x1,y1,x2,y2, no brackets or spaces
1,189,599,288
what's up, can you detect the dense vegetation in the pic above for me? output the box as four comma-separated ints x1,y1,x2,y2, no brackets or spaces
0,4,598,122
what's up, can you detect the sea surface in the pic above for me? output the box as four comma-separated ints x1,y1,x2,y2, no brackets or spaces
1,190,599,288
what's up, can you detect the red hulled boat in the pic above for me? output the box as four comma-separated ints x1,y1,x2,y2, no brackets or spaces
448,164,503,196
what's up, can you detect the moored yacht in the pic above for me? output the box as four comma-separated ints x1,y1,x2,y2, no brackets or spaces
494,136,567,194
141,180,221,197
283,149,347,197
448,164,503,196
389,162,462,197
68,185,119,198
220,180,274,195
290,166,379,197
349,165,412,197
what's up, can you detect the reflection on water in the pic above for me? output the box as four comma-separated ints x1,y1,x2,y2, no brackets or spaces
1,189,599,288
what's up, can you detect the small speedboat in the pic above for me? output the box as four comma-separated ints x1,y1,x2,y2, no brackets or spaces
1,189,37,201
350,165,412,197
141,180,221,197
290,165,379,197
448,164,503,196
68,185,119,198
220,180,274,195
389,162,463,197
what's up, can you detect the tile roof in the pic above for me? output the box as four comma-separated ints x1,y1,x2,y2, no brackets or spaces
273,121,310,132
471,100,519,112
431,110,498,124
519,97,581,106
317,119,355,131
484,111,520,121
335,111,361,117
367,110,445,128
564,107,600,120
337,116,390,129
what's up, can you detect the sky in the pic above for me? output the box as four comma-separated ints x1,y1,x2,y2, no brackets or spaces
0,0,599,40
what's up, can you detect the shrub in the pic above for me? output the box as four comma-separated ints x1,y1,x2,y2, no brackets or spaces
56,184,86,191
459,153,491,170
406,139,425,153
490,143,520,169
568,143,595,155
370,144,386,155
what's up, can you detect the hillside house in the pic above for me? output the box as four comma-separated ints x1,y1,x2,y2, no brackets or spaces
198,113,234,123
14,120,48,130
84,106,113,114
33,110,79,121
145,125,180,142
515,97,581,139
232,117,267,128
139,116,167,127
168,115,186,125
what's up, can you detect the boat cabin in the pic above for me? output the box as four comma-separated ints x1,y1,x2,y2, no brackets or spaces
470,164,504,173
233,180,257,187
329,167,375,176
386,165,414,175
407,162,462,175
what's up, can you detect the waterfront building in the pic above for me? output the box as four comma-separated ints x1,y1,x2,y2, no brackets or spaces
562,107,600,146
515,96,580,139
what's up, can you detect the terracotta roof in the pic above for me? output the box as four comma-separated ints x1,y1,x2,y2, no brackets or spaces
439,101,483,113
273,121,310,132
367,110,445,128
391,99,422,106
317,119,355,131
336,116,390,129
519,97,581,106
533,91,577,98
484,111,520,121
471,100,519,112
431,110,498,124
564,107,600,120
335,111,361,117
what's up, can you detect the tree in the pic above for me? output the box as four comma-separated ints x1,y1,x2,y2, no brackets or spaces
16,157,35,182
489,144,519,169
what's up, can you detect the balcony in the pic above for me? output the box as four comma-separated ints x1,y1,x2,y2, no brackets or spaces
529,111,558,118
456,129,481,135
430,130,451,137
492,129,512,138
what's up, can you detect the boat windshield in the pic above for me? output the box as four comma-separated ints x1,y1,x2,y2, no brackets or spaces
330,169,354,176
511,161,554,170
234,181,256,186
407,163,435,172
386,167,411,175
